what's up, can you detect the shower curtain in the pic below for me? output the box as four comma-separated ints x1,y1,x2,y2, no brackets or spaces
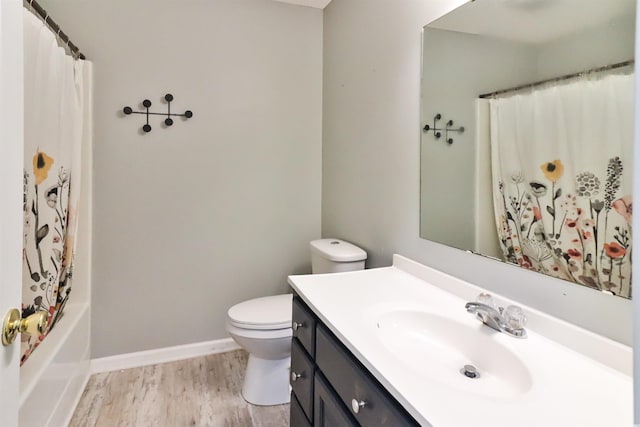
21,10,92,364
490,73,634,298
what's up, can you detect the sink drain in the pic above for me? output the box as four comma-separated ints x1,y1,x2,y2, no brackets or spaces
460,364,480,379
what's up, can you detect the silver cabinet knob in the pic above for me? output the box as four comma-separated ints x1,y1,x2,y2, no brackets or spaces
291,371,302,382
292,321,304,331
351,398,366,414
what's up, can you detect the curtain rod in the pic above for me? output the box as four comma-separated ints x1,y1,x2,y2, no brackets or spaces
24,0,86,60
478,59,633,99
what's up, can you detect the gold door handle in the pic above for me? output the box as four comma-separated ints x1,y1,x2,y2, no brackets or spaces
2,309,48,346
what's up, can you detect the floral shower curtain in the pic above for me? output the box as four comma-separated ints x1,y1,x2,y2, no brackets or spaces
490,73,634,298
21,10,92,364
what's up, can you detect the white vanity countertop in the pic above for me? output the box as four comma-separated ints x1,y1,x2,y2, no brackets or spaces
288,255,632,427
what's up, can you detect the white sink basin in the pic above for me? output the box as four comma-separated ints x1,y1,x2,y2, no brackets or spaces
375,310,533,399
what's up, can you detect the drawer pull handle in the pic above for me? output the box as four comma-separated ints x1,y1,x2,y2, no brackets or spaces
292,321,305,331
351,399,367,414
291,371,302,382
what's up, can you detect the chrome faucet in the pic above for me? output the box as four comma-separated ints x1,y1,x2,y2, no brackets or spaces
465,294,527,338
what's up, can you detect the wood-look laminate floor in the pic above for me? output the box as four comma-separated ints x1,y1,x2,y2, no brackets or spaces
69,350,289,427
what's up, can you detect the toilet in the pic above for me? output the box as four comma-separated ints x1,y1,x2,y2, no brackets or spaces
226,238,367,406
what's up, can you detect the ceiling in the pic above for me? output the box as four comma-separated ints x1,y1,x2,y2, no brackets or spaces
429,0,636,44
271,0,332,9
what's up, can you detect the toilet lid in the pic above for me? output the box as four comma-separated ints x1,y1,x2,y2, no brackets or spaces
228,294,292,330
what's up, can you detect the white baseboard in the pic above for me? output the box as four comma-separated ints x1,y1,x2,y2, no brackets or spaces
91,338,241,374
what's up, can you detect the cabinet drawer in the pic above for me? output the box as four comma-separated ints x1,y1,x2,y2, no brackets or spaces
291,338,315,421
292,296,316,356
316,324,419,427
314,372,358,427
290,392,311,427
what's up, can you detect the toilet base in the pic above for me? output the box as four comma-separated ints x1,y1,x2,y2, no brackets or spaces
241,354,291,406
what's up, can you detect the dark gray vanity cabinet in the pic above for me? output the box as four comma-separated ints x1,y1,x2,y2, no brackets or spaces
292,296,316,356
291,339,314,420
290,393,312,427
314,371,358,427
291,296,317,425
290,294,420,427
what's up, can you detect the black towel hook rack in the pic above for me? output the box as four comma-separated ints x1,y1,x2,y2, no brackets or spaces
422,113,465,144
122,93,193,133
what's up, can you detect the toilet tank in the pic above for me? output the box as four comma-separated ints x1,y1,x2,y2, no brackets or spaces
310,239,367,274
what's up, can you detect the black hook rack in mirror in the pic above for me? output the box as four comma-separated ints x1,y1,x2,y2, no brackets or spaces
122,93,193,133
422,113,465,144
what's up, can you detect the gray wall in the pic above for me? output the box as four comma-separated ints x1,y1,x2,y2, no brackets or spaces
43,0,323,357
322,0,632,345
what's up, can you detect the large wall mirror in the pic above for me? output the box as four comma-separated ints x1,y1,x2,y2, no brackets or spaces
420,0,635,299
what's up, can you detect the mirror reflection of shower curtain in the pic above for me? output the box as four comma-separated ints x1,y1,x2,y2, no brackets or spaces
21,10,92,364
489,73,634,298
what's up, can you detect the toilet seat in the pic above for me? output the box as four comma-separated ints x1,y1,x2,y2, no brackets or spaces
226,322,292,340
228,294,292,330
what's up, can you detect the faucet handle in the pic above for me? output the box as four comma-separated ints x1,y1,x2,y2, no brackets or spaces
503,305,527,330
476,293,497,308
